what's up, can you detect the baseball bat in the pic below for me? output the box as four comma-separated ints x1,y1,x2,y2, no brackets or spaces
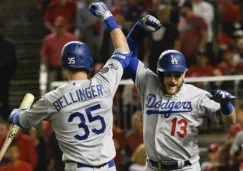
0,93,35,162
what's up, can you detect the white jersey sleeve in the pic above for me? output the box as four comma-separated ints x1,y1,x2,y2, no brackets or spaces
199,92,221,124
135,61,157,98
94,59,123,97
19,96,51,128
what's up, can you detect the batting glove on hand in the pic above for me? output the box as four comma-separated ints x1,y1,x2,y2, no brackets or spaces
139,15,161,32
127,15,161,44
9,108,26,127
89,2,112,21
211,90,236,104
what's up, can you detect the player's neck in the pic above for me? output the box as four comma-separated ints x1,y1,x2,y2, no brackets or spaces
68,72,88,80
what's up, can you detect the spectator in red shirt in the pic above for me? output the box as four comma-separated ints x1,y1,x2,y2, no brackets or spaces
227,104,243,141
40,16,77,91
125,111,143,158
178,1,208,66
216,45,238,75
1,128,36,169
15,130,37,169
219,0,241,38
187,53,214,88
44,0,76,33
218,32,233,50
0,141,32,171
201,143,221,171
219,0,241,22
187,53,214,77
227,123,243,143
112,113,125,168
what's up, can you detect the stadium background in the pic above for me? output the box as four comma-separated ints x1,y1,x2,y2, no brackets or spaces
0,0,243,171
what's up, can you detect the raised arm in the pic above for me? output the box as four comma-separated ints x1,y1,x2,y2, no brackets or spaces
125,15,161,81
127,15,161,57
89,2,132,96
89,2,130,68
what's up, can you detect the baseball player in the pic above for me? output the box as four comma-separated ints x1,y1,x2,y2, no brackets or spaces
8,2,131,171
125,15,236,170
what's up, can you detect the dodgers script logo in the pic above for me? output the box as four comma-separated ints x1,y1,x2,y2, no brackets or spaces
145,94,192,117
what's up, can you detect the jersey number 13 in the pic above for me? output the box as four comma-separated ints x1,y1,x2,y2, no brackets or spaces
170,118,188,138
68,104,106,140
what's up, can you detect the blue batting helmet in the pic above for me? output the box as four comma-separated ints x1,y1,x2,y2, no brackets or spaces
157,50,188,73
61,41,93,74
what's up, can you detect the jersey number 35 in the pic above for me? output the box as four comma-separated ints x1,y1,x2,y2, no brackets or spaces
68,104,106,141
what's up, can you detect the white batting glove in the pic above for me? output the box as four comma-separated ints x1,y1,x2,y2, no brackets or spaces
89,2,113,20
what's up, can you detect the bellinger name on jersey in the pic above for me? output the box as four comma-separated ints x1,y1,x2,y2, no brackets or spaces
146,94,193,116
53,85,103,111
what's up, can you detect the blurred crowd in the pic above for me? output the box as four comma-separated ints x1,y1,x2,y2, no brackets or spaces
1,0,243,170
37,0,243,90
200,102,243,171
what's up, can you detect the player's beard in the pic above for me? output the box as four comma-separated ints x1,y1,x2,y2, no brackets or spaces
162,79,184,95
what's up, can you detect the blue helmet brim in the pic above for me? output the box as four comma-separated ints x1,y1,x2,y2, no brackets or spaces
157,65,188,72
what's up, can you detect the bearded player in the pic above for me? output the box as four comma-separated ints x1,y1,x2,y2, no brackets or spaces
125,15,236,170
8,2,131,171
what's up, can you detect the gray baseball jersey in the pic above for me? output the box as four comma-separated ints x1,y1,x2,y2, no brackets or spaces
19,59,122,166
135,61,221,161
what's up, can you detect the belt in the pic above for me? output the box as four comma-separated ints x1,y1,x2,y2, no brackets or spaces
149,159,191,170
77,160,115,168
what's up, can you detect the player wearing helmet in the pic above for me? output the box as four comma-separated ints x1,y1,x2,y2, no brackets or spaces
9,2,131,171
61,41,94,74
125,15,236,170
156,50,188,95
